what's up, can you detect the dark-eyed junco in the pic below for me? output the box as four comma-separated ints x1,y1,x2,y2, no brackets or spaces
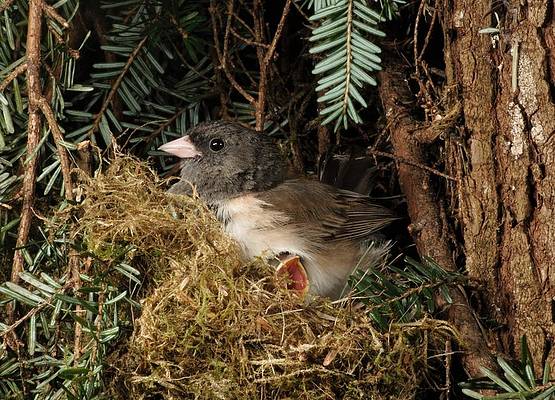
159,121,396,299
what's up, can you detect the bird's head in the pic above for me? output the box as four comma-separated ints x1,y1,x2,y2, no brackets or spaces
159,121,287,204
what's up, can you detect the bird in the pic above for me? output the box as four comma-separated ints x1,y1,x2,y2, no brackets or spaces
158,120,397,299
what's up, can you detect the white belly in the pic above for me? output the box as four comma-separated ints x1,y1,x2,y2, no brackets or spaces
214,194,385,299
215,195,310,261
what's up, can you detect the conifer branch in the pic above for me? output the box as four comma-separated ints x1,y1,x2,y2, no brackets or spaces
12,0,44,291
38,97,74,199
255,0,292,131
0,62,27,92
209,0,256,105
309,0,385,130
42,2,69,28
87,36,148,139
0,0,15,13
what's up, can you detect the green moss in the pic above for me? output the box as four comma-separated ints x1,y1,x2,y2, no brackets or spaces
72,157,452,399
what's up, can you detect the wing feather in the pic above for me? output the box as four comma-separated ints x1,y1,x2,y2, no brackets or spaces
257,179,397,242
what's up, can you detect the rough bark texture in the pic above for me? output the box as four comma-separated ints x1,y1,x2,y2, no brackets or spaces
379,64,494,377
11,0,43,285
444,0,555,370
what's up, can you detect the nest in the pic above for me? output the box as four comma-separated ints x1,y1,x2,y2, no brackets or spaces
72,157,451,399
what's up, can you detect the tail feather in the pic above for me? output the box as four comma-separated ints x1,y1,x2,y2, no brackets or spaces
319,153,377,195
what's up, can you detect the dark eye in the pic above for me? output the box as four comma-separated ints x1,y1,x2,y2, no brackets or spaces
209,138,225,152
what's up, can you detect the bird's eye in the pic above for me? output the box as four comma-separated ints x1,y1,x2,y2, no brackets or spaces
209,138,225,152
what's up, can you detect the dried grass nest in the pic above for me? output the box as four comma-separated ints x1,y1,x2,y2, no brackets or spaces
73,157,453,400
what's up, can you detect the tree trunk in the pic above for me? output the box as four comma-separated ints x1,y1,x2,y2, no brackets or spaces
444,0,555,371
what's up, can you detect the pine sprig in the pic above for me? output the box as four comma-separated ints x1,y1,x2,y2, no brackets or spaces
460,337,555,399
64,0,212,154
309,0,385,131
0,0,82,243
372,0,405,21
0,219,142,398
349,256,462,329
0,1,213,397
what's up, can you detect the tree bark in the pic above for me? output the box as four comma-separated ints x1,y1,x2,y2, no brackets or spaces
379,61,494,377
444,0,555,371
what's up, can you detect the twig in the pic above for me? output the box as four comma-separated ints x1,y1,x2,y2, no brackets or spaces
87,36,147,138
444,339,453,399
367,149,459,181
1,274,72,339
413,1,439,122
0,62,27,92
9,0,44,344
37,97,74,199
252,0,265,70
229,28,269,48
361,280,454,312
169,14,189,41
413,0,426,75
71,253,90,364
235,53,258,87
142,107,187,147
46,21,65,45
209,1,255,104
170,42,214,82
210,0,291,129
9,2,76,354
0,0,15,13
292,0,310,21
230,10,256,37
237,0,255,19
90,279,105,365
210,46,231,119
2,302,51,338
417,3,438,62
255,0,292,131
42,2,69,28
223,0,234,62
12,0,43,286
261,0,291,75
42,61,56,82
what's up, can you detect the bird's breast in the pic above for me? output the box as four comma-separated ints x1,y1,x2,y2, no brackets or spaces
213,194,383,299
214,195,310,260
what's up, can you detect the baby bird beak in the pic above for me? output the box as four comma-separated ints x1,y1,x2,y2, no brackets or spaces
158,135,202,158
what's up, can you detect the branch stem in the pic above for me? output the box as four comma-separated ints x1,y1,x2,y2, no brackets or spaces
0,62,27,92
378,59,494,377
12,0,44,286
87,36,147,138
367,149,459,181
0,0,15,13
38,97,74,199
255,0,292,131
42,2,69,28
209,1,255,105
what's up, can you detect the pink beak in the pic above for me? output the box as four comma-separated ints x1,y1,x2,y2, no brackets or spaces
158,135,202,158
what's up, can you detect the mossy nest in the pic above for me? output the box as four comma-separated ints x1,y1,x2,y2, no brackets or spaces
72,157,452,400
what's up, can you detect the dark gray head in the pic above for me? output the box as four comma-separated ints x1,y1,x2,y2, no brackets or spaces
159,121,287,204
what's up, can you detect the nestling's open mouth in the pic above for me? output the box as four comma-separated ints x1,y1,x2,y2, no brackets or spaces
276,254,309,296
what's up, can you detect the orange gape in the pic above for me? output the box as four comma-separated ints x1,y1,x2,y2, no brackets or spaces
276,255,309,296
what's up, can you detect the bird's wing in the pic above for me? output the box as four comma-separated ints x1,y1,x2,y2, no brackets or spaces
256,179,398,242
